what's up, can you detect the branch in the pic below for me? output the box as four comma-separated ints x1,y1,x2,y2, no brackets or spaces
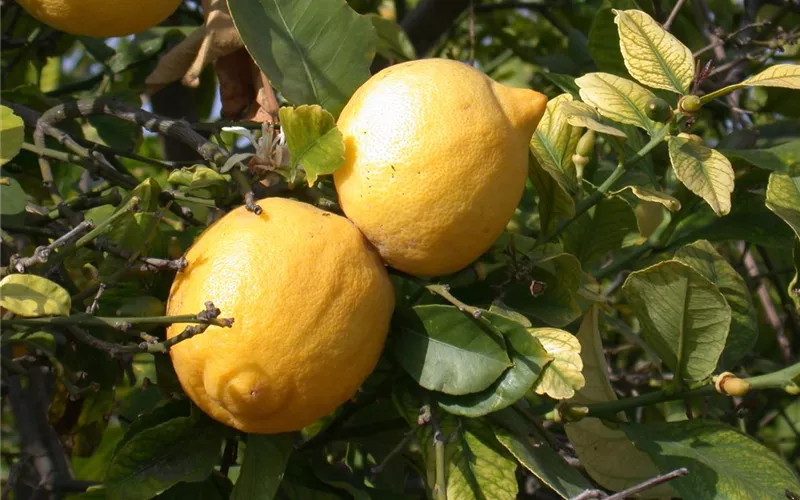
8,220,93,274
663,0,689,31
571,468,689,499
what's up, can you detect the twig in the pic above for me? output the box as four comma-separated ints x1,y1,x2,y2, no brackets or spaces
86,284,106,314
571,468,689,499
428,403,447,500
8,220,94,273
663,0,688,31
370,426,420,476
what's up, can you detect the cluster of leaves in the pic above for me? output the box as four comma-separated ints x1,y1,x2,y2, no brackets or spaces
1,0,799,500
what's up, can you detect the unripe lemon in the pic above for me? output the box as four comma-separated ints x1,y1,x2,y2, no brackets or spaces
334,59,547,277
166,198,395,434
17,0,182,38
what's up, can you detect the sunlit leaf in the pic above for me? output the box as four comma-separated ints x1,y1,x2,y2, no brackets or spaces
278,105,346,186
765,171,800,238
0,274,72,317
575,73,662,135
612,185,681,211
390,305,511,396
623,419,800,499
228,0,376,116
530,94,582,194
703,64,800,103
560,101,627,137
0,105,24,165
613,9,695,94
530,328,584,399
564,307,675,497
622,260,731,380
674,240,757,368
528,155,575,236
447,420,519,500
668,136,735,216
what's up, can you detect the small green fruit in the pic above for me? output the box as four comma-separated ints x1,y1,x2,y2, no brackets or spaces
645,97,673,123
678,95,702,114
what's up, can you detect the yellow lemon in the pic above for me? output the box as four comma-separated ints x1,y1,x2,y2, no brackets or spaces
166,198,394,434
334,58,547,277
16,0,182,38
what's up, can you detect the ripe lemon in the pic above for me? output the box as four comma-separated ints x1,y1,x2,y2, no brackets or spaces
334,58,548,277
166,198,395,434
16,0,182,38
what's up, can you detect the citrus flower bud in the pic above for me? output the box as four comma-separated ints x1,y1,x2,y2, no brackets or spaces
678,95,702,114
576,129,596,157
645,97,673,123
715,372,752,397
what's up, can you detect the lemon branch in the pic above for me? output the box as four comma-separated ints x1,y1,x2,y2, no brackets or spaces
538,124,673,246
551,362,800,421
2,311,232,331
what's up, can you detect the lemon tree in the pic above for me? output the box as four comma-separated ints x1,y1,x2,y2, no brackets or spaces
1,1,799,500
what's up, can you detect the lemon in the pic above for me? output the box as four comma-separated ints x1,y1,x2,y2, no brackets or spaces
334,58,547,277
17,0,182,38
166,198,394,434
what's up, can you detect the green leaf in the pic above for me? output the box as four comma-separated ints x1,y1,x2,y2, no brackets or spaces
228,0,377,116
447,420,519,500
231,434,292,500
389,305,511,396
674,240,758,368
0,274,71,317
562,196,639,271
437,322,550,417
564,307,675,497
668,191,795,249
114,400,191,456
1,176,29,224
530,328,584,399
668,136,735,216
530,94,582,195
790,239,800,312
105,416,225,500
278,105,346,186
154,474,233,500
575,72,661,135
500,253,583,327
622,260,731,380
611,185,681,211
368,14,415,62
493,408,592,499
622,419,800,499
613,9,695,94
1,105,24,165
528,155,575,236
560,101,627,137
766,171,800,239
722,139,800,173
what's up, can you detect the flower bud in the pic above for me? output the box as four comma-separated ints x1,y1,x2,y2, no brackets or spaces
678,95,702,114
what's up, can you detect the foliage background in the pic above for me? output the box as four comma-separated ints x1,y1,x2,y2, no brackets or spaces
0,0,799,499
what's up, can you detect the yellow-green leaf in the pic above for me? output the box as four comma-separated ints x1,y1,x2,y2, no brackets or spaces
702,64,800,104
612,185,682,211
530,328,584,399
560,101,627,138
564,307,674,497
613,9,695,94
278,105,345,187
1,105,25,166
447,420,519,500
530,94,582,194
766,171,800,238
668,136,734,216
575,73,662,135
0,274,72,317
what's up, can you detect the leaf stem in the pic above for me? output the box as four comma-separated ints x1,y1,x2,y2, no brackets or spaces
1,312,232,331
